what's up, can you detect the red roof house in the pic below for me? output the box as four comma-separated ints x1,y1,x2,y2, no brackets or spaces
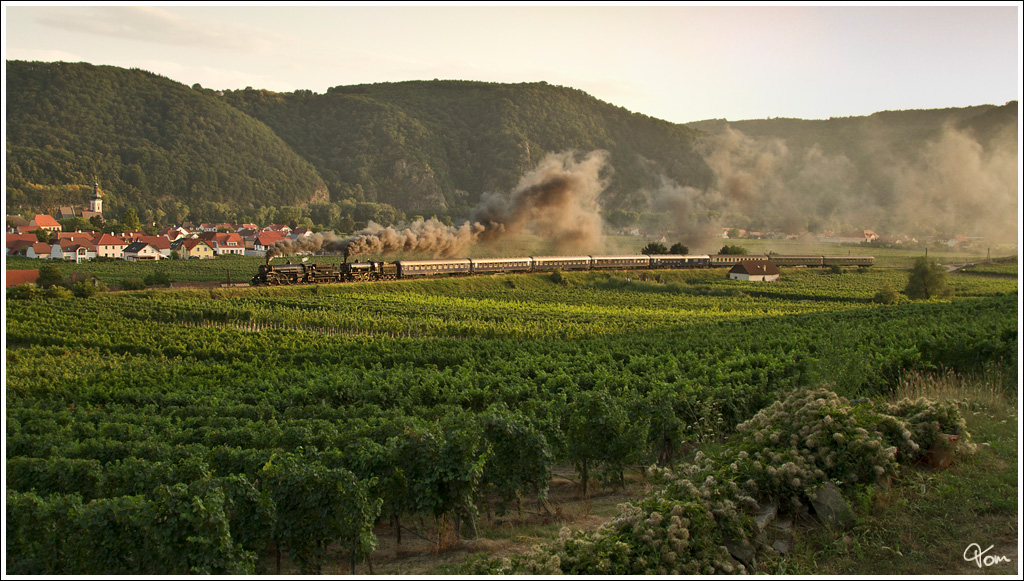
6,269,40,287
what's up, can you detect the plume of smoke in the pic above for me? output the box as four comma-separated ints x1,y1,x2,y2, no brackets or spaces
340,219,486,258
471,150,608,254
677,120,1018,244
265,150,611,261
265,231,341,261
890,124,1018,243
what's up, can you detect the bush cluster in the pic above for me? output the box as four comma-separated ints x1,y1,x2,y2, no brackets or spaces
459,387,973,574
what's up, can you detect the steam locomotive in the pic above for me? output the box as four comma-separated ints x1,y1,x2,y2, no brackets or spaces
250,253,875,285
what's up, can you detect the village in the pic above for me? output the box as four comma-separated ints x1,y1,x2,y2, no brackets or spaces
5,185,312,264
5,181,982,269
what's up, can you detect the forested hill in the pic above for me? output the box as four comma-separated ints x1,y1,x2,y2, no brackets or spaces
5,60,1016,238
5,61,328,221
6,62,713,223
686,102,1017,155
217,80,713,215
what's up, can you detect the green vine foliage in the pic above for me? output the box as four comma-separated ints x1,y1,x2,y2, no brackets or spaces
6,481,255,575
4,268,1014,574
480,406,554,514
258,452,381,574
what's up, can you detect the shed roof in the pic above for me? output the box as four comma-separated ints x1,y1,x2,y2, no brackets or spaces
6,269,39,287
729,261,781,276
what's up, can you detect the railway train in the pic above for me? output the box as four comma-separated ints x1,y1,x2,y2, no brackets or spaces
251,253,875,285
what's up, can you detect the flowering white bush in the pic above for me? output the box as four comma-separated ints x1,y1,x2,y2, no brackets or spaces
456,387,972,575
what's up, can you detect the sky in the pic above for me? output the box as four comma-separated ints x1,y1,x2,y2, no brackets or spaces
2,3,1021,124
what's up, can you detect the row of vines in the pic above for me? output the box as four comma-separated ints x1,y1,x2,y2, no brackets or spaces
6,267,1018,573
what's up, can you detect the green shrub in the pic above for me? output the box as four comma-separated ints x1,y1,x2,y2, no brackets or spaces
144,271,172,287
873,283,900,304
120,277,147,291
44,286,73,299
70,280,107,298
7,284,38,300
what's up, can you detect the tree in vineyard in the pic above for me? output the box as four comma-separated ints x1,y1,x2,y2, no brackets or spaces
904,256,951,300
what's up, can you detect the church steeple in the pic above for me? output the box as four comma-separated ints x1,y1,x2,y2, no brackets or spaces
89,178,103,215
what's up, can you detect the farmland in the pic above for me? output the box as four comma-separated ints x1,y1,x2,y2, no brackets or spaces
5,258,1018,574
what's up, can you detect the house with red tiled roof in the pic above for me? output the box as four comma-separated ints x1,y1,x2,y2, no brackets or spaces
51,240,97,263
92,234,130,259
6,239,36,257
170,238,215,259
253,232,288,253
29,214,62,234
9,240,55,259
157,226,189,242
17,225,46,236
55,232,98,244
6,233,39,254
137,235,172,258
27,242,52,259
728,261,781,282
6,269,39,288
198,232,245,255
264,224,292,234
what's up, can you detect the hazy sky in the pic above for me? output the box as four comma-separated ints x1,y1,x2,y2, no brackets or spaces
3,3,1021,124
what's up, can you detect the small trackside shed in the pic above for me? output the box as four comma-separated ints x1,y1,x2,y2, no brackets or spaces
728,261,781,282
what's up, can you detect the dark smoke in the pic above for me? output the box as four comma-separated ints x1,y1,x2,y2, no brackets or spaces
265,231,343,262
470,150,607,253
266,150,609,262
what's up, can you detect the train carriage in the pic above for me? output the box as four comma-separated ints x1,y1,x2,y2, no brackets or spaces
709,254,769,268
649,254,711,268
769,255,824,267
590,255,651,269
823,255,875,267
396,258,472,277
530,256,593,271
469,257,533,274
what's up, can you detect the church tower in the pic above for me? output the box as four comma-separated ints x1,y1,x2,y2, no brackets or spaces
89,179,103,215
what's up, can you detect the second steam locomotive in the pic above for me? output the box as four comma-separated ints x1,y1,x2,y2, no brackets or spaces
251,253,875,285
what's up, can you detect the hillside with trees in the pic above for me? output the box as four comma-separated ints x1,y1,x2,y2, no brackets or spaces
5,61,328,223
218,80,715,217
5,60,1017,241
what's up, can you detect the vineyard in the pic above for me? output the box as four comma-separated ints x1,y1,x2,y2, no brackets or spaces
5,263,1018,574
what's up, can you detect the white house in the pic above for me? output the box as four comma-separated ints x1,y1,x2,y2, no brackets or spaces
93,234,129,259
123,241,162,261
728,261,781,282
27,242,52,259
51,241,97,264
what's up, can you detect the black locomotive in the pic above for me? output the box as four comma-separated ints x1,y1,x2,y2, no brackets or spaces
251,261,397,285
